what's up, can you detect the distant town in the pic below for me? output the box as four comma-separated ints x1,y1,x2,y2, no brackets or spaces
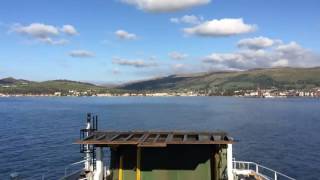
1,87,320,98
2,67,320,98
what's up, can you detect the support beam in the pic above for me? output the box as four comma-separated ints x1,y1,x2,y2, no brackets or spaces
183,134,187,142
94,147,104,180
124,134,134,141
136,147,141,180
119,154,123,180
153,134,160,143
97,135,106,140
227,144,234,180
84,118,92,172
84,144,91,172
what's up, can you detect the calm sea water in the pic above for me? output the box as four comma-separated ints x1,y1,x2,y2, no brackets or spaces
0,97,320,179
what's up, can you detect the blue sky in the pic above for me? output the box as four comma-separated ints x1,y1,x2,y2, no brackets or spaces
0,0,319,83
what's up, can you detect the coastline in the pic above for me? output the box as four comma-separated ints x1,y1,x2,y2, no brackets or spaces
1,93,319,98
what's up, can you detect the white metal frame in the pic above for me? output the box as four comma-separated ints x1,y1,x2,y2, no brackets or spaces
64,160,86,177
232,160,295,180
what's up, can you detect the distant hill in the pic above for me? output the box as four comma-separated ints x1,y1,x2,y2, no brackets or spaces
0,78,113,95
0,77,31,85
2,67,320,95
120,67,320,93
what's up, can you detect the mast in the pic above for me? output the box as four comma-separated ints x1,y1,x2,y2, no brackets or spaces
80,113,98,173
85,113,92,172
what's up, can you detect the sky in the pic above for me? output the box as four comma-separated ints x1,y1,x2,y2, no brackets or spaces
0,0,319,83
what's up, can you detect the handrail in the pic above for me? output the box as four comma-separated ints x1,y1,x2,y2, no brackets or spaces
64,160,86,176
233,160,296,180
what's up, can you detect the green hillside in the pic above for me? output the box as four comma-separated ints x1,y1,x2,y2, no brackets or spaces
2,67,320,95
120,67,320,93
0,78,112,95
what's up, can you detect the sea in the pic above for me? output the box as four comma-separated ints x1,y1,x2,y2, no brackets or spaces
0,96,319,179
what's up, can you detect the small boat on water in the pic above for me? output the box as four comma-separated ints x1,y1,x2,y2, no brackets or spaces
58,113,295,180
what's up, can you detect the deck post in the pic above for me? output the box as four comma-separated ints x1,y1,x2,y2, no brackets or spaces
136,147,141,180
85,114,92,172
94,147,104,180
227,144,234,180
119,155,123,180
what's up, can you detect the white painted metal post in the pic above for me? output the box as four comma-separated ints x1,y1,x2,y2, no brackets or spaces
85,120,91,171
227,144,234,180
274,172,277,180
94,147,104,180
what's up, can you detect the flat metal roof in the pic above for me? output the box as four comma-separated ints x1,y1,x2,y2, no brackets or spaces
75,131,234,147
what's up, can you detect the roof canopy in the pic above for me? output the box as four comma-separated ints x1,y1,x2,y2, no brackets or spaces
76,131,234,147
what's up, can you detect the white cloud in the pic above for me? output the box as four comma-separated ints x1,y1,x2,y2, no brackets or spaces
203,50,270,70
170,18,179,23
69,50,95,58
40,38,69,45
113,57,157,68
202,41,320,70
204,53,243,63
173,64,186,69
11,23,78,45
120,0,210,12
170,15,203,25
12,23,59,38
172,63,188,73
272,59,289,67
184,18,256,37
238,36,279,50
276,41,303,54
61,25,78,36
169,51,188,60
173,63,190,72
115,30,137,40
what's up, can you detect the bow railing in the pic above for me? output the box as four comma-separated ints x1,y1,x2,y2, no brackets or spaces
233,160,295,180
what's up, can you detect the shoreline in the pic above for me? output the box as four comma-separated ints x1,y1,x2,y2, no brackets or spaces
1,94,319,98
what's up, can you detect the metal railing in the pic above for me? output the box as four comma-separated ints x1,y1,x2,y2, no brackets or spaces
64,160,86,177
233,160,296,180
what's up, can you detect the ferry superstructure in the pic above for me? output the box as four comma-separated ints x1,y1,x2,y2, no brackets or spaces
58,113,295,180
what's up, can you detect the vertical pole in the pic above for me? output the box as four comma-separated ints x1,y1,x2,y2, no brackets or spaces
227,144,234,180
256,164,259,174
85,114,92,172
119,155,123,180
274,172,277,180
96,115,98,130
92,116,95,130
136,147,141,180
94,147,104,180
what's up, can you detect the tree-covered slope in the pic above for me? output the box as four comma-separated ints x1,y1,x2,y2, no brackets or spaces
120,67,320,92
0,78,110,94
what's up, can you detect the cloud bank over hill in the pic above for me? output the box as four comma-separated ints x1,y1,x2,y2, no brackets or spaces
202,39,320,70
237,36,280,50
